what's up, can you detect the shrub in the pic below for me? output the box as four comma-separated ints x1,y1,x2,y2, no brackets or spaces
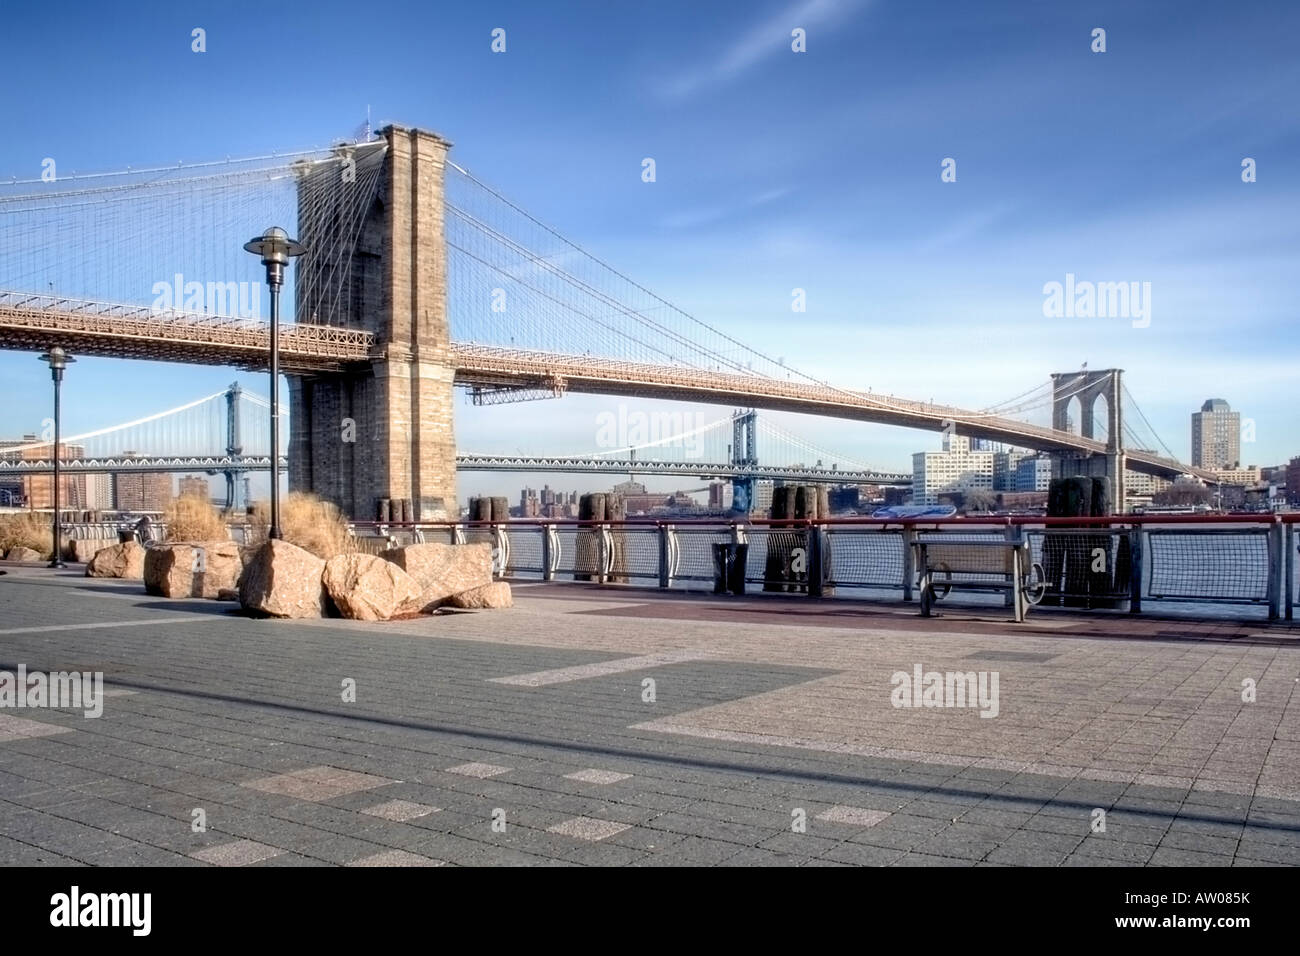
164,494,229,542
250,492,352,559
0,512,54,559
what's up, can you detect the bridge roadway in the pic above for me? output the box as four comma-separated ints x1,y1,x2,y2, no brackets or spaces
0,294,1209,481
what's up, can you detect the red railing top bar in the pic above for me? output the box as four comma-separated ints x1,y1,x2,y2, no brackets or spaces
350,513,1297,530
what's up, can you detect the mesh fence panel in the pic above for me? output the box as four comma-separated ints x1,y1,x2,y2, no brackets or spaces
744,527,808,592
503,527,544,577
1147,529,1270,602
673,527,733,581
610,527,662,582
824,528,904,588
1025,529,1131,605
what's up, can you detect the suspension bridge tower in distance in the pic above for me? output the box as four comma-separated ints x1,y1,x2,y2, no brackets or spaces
287,125,458,520
1050,368,1125,509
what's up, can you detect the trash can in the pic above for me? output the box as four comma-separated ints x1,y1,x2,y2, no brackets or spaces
711,543,749,595
730,543,748,595
712,543,732,594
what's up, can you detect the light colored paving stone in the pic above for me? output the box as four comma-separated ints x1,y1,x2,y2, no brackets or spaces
0,713,73,742
817,806,892,828
348,850,445,867
490,649,710,687
446,762,511,779
190,839,283,866
548,817,632,842
241,766,395,802
564,769,633,785
362,799,440,822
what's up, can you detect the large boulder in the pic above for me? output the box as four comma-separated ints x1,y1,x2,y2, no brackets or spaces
323,552,422,621
143,541,242,599
238,539,329,619
5,546,43,563
86,541,146,579
447,581,513,609
385,542,493,612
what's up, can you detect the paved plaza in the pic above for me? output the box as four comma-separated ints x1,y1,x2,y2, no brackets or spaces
0,564,1297,867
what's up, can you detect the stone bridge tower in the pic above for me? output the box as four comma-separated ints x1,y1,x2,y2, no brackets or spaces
287,125,457,520
1050,368,1125,509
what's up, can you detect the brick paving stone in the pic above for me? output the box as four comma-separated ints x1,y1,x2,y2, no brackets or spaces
189,839,283,866
815,805,892,828
347,850,445,867
362,799,440,822
241,766,395,802
1,572,1297,868
445,762,511,779
564,769,633,785
547,816,632,842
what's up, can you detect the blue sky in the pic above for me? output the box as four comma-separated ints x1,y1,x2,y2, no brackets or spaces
1,0,1296,501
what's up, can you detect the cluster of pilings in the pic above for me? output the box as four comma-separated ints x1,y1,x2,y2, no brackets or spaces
575,492,627,583
376,497,416,523
1042,476,1129,609
466,496,510,523
763,484,833,595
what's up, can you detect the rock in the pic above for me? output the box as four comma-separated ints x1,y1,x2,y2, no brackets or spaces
385,542,493,612
216,588,241,602
238,540,328,619
447,581,513,609
5,546,42,563
323,552,422,621
143,541,242,599
64,539,102,563
86,541,147,579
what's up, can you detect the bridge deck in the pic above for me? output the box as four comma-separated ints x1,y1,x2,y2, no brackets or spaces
0,295,1208,480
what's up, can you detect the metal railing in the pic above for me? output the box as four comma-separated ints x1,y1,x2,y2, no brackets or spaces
346,514,1300,621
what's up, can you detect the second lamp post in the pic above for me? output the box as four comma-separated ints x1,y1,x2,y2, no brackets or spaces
244,227,305,540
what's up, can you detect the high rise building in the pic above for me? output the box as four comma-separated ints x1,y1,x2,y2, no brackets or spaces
84,474,114,510
113,470,173,512
178,475,210,499
708,482,725,510
1123,454,1173,501
0,437,88,510
1192,399,1241,470
911,434,994,506
993,451,1029,491
1012,455,1053,492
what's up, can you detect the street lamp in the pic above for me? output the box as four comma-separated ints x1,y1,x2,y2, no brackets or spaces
38,346,75,568
243,227,305,539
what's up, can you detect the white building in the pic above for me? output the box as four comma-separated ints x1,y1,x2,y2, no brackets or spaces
1211,465,1261,486
912,435,994,506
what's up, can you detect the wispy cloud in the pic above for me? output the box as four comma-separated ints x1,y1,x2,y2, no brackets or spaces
659,187,792,230
659,0,870,100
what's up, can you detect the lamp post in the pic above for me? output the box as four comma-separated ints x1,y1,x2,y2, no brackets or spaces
38,346,75,568
243,227,305,539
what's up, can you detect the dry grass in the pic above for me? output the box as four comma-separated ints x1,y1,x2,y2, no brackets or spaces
0,512,54,559
250,492,353,559
164,494,229,542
